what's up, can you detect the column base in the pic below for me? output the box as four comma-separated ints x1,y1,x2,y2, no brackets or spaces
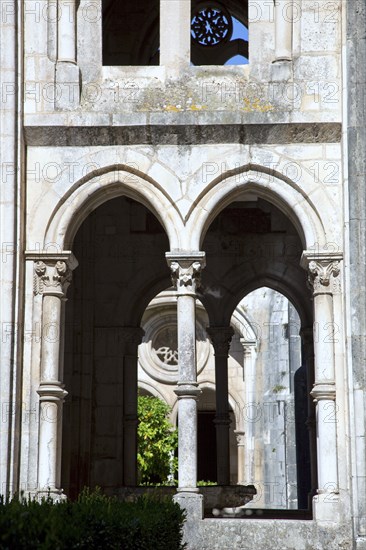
174,492,203,521
313,492,341,523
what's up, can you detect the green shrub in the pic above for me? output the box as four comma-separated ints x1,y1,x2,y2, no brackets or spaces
0,488,186,550
137,395,178,484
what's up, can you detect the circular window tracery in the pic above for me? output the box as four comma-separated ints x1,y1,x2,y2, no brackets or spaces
139,309,210,384
191,4,233,46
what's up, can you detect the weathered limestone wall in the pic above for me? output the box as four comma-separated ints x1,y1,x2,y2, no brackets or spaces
0,0,23,497
346,0,366,547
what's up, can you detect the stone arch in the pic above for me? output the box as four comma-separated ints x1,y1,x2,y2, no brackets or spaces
43,166,183,251
187,165,329,251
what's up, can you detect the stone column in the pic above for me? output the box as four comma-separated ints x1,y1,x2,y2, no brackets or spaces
234,431,245,485
160,0,190,71
274,0,293,62
33,252,78,499
120,327,144,486
56,0,80,109
207,326,234,485
272,0,293,81
302,251,342,521
166,252,205,519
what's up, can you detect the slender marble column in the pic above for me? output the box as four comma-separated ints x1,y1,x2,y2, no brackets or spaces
56,0,80,109
33,253,78,499
207,326,234,485
235,431,245,485
160,0,190,71
58,0,77,63
120,327,144,486
166,253,205,500
302,251,342,520
274,0,293,62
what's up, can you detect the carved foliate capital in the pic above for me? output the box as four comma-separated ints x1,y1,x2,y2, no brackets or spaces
234,430,245,446
28,251,78,297
301,251,342,295
166,252,206,294
308,260,340,291
34,260,73,296
207,326,234,356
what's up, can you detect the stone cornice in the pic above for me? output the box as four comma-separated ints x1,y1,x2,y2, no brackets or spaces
24,122,342,146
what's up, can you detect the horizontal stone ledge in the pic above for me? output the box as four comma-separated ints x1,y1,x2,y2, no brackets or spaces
24,123,342,147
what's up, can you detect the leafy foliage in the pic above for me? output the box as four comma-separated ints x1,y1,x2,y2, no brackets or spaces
0,488,186,549
137,395,178,484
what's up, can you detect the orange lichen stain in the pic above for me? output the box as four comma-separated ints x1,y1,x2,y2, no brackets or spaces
188,104,207,111
240,97,274,112
164,105,183,112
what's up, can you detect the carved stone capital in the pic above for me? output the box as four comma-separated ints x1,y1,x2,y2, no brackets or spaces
240,338,257,355
301,251,342,295
308,259,340,292
234,430,245,446
166,252,206,294
207,326,234,356
27,251,78,297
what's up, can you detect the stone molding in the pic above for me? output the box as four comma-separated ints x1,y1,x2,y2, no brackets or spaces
37,381,68,403
207,326,234,357
310,382,336,402
174,382,202,400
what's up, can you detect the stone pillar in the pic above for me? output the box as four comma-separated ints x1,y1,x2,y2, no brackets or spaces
33,252,78,499
166,252,205,519
160,0,190,71
235,431,245,485
56,0,80,109
120,327,144,486
302,252,342,521
207,326,234,485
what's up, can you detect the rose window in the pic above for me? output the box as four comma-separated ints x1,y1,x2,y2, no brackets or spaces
191,5,232,46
